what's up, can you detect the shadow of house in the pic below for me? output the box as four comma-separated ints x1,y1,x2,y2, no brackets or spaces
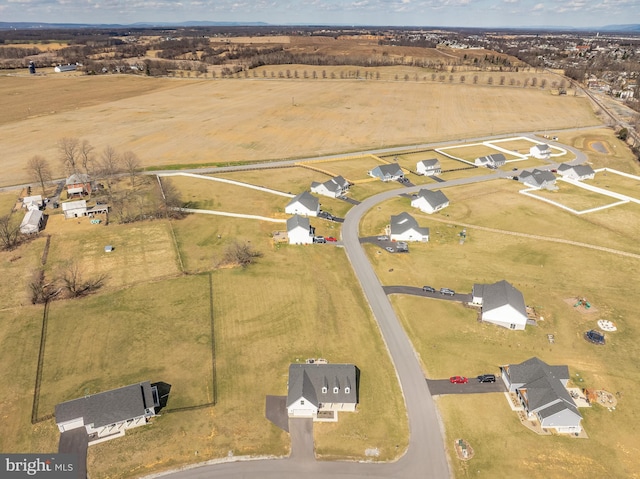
151,382,172,413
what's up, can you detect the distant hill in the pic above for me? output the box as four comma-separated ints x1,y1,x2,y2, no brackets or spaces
599,24,640,32
0,21,269,30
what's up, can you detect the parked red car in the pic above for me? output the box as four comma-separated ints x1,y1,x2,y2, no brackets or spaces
326,237,337,242
449,376,468,384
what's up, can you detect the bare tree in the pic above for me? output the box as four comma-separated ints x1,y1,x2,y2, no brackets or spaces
218,241,263,269
61,261,107,297
0,215,22,250
26,155,52,196
58,137,80,175
79,139,95,177
29,270,62,304
121,151,141,187
98,145,121,199
156,177,184,218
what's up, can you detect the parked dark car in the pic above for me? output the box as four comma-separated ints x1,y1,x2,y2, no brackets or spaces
313,236,326,244
422,286,436,293
439,288,455,296
477,374,496,383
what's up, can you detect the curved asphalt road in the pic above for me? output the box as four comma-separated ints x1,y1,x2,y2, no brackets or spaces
145,133,590,479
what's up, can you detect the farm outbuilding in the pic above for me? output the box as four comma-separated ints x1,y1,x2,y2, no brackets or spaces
22,195,43,211
20,209,44,234
62,200,88,219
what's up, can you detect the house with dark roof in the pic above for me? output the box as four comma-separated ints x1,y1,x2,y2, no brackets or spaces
286,363,358,420
368,164,404,182
530,143,551,159
285,191,320,217
416,159,441,176
557,163,596,181
65,173,93,197
411,189,450,214
472,280,528,330
55,381,159,442
287,214,314,245
501,357,583,434
310,176,350,198
519,169,557,189
389,212,429,242
474,153,506,169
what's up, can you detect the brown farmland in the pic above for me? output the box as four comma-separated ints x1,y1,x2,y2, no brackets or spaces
0,72,599,186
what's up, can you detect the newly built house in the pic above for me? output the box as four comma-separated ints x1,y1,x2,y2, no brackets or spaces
530,144,551,159
557,164,596,180
519,169,557,189
20,209,44,234
411,189,450,214
310,176,350,198
368,164,404,182
472,280,528,330
474,153,506,169
286,363,358,420
55,381,160,442
390,212,429,242
416,159,442,176
286,215,314,245
501,357,583,434
285,191,320,217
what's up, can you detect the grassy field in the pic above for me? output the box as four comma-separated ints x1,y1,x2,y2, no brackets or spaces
499,158,551,170
438,144,519,162
215,167,319,195
590,170,640,199
530,182,624,211
309,156,386,182
0,75,599,187
361,154,640,478
0,234,48,309
0,190,21,215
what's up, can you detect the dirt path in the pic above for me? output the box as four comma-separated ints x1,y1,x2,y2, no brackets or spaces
425,216,640,259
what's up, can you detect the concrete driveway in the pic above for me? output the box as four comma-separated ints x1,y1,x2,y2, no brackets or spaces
288,418,314,461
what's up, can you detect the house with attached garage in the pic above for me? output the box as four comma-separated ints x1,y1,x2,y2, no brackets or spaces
285,191,320,217
472,280,528,330
390,212,429,242
411,189,450,214
501,357,583,435
310,176,350,198
368,163,404,182
55,381,160,443
557,163,596,180
530,143,551,159
416,159,442,176
474,153,506,169
286,363,358,421
519,169,557,189
286,214,314,245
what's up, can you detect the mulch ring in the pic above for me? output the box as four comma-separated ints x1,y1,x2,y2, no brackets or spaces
454,438,474,460
588,389,618,408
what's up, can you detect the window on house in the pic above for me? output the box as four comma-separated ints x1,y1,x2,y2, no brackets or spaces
300,400,304,405
345,387,350,394
322,387,327,394
333,387,339,394
510,324,516,329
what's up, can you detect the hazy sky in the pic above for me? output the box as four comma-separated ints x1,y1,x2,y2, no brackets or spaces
1,0,638,28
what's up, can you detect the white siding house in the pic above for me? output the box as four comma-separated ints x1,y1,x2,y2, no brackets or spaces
368,164,404,182
310,176,350,198
519,169,557,189
285,192,320,217
22,195,43,211
501,357,583,434
472,280,528,330
287,215,314,245
55,381,160,442
557,164,596,180
416,159,441,176
286,364,358,420
389,212,429,242
530,144,551,159
411,189,450,214
474,153,506,169
62,200,88,219
20,209,44,234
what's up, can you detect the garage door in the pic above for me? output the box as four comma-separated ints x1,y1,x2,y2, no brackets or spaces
291,409,313,417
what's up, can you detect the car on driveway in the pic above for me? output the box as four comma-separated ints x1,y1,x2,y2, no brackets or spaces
326,236,337,242
477,374,496,383
377,235,388,241
313,236,326,243
449,376,468,384
385,247,395,253
422,286,436,293
439,288,455,296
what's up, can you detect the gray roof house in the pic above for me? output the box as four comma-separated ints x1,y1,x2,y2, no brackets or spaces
501,357,583,434
530,143,551,159
390,212,429,242
284,191,320,217
472,280,528,330
286,214,314,245
519,169,557,189
368,164,404,182
65,173,93,197
416,159,442,176
310,176,350,198
55,381,160,442
474,153,506,169
557,163,596,181
411,189,450,214
286,363,358,420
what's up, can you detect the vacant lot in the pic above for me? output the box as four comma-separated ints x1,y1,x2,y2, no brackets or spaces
529,181,623,212
590,170,640,200
215,166,319,195
0,74,599,186
309,156,386,183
